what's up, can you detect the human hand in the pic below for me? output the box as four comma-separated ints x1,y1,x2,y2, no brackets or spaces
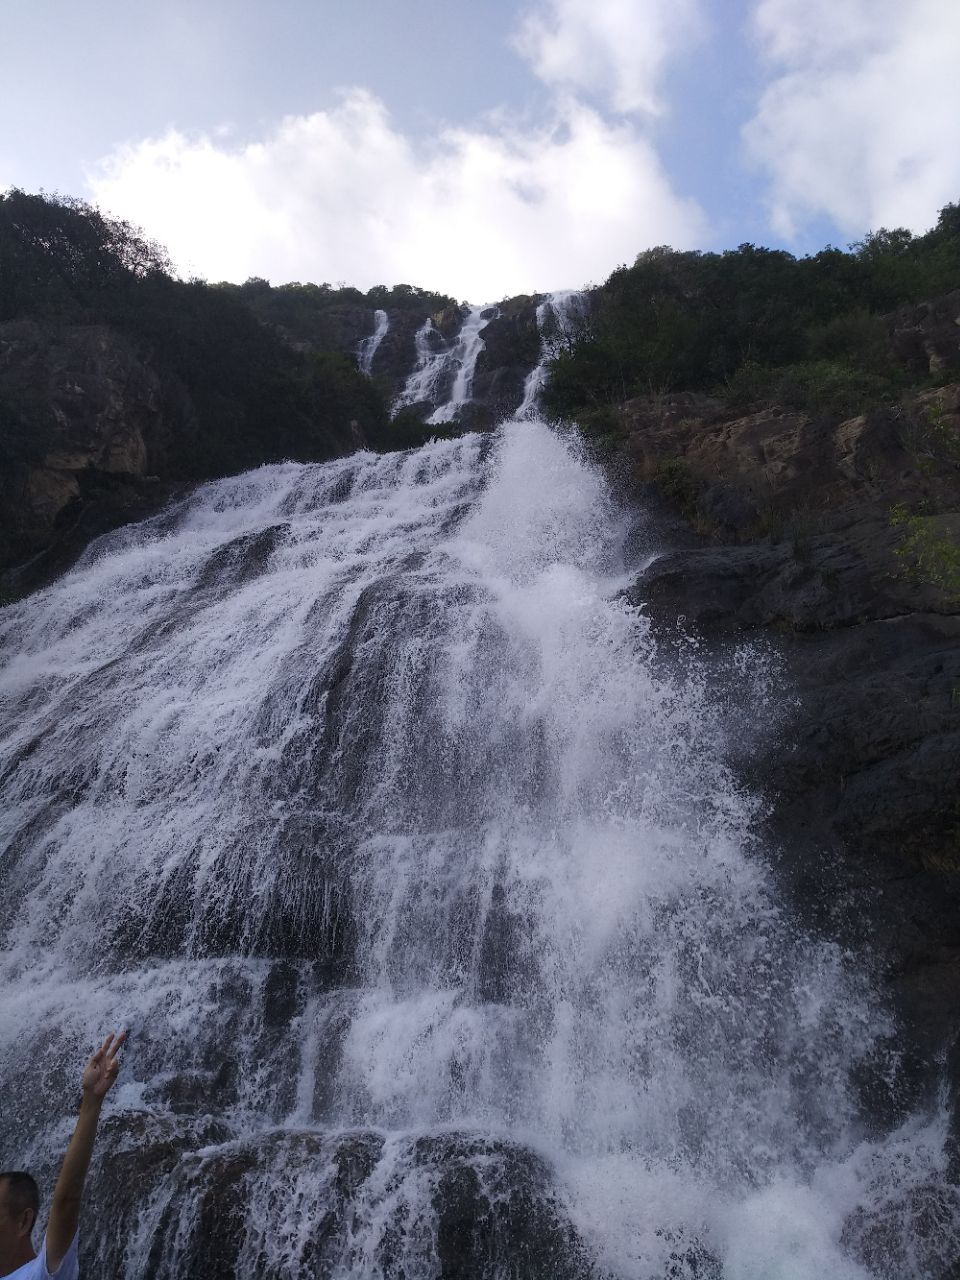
81,1031,127,1101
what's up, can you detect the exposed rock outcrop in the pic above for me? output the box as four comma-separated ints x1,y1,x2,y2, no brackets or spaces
367,308,434,388
888,288,960,380
263,294,549,426
0,320,194,588
470,297,543,422
0,310,381,595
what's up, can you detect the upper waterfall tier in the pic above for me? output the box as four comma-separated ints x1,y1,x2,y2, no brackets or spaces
392,303,499,424
356,307,389,376
388,294,587,428
428,303,496,424
517,290,589,419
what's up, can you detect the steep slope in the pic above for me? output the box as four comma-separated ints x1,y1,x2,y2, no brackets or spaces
619,382,960,1177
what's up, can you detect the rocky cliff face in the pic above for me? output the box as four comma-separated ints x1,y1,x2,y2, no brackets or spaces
468,297,544,425
620,382,960,1145
270,294,553,425
0,313,379,596
0,320,195,590
888,288,960,380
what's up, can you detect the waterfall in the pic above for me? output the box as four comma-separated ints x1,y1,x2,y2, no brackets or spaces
518,291,588,419
357,308,389,376
392,316,449,413
0,421,955,1278
393,305,495,423
428,304,495,425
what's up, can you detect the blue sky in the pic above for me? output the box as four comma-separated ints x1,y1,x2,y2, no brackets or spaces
3,0,959,299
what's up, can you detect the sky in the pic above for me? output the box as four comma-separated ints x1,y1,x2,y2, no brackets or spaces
3,0,960,300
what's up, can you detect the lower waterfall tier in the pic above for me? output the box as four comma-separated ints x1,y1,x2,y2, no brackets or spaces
0,422,955,1278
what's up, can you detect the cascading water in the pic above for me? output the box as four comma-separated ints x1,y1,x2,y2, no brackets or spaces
391,312,455,412
392,305,495,423
518,291,588,419
428,304,495,425
392,316,449,412
357,308,389,377
0,420,955,1279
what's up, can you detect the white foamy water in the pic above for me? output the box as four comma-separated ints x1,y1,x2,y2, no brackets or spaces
392,316,449,412
429,303,495,424
518,291,588,419
357,308,389,376
0,421,954,1278
392,304,494,423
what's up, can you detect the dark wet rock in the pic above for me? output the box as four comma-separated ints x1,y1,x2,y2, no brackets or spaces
476,304,541,371
102,839,354,968
81,1111,236,1274
193,523,290,590
146,1061,240,1115
374,309,442,392
657,1228,723,1279
456,399,500,432
622,382,960,1134
81,1122,387,1278
80,1122,593,1280
471,299,543,421
469,364,528,421
410,1134,595,1280
117,984,360,1131
630,524,925,634
840,1177,960,1280
476,881,538,1004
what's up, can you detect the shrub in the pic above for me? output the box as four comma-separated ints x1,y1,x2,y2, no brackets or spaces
655,457,701,518
722,360,898,419
890,504,960,601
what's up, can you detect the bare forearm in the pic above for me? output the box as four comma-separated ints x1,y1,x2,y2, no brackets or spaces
46,1094,103,1264
44,1030,124,1270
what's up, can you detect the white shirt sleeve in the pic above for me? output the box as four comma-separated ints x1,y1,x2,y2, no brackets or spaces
38,1231,80,1280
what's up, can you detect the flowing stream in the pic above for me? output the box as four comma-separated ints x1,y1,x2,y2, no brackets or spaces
0,420,954,1278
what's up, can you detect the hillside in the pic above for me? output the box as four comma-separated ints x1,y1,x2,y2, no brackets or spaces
2,189,959,599
0,191,392,585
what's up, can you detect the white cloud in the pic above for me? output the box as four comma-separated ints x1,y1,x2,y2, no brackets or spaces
87,90,707,299
744,0,960,238
512,0,704,115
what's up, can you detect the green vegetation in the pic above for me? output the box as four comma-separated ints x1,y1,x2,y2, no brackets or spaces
655,457,701,519
723,360,896,420
221,278,456,351
543,203,960,425
0,190,393,478
890,504,960,602
921,394,960,462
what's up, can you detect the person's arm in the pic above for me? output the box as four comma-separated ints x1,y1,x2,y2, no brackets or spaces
45,1032,126,1272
